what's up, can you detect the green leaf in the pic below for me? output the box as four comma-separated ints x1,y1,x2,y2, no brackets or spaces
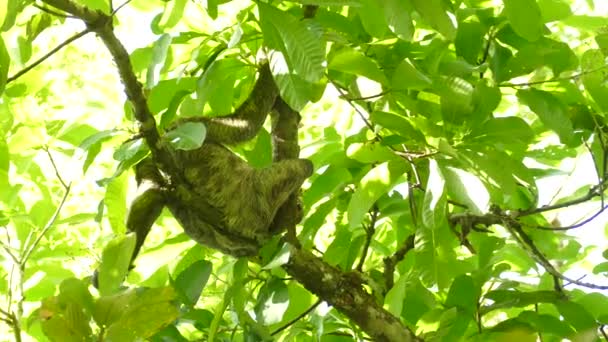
146,33,172,88
290,0,362,5
370,111,426,142
455,20,485,64
357,0,388,38
517,311,574,337
259,3,325,83
555,300,597,332
158,0,187,30
537,0,572,22
445,275,478,314
0,35,9,95
422,159,446,229
468,117,534,147
58,278,95,315
164,122,206,150
271,52,324,110
254,278,290,325
103,287,179,341
195,58,243,116
97,234,136,296
442,166,489,215
329,47,388,84
517,89,574,145
410,0,456,40
503,0,544,41
348,161,407,229
581,49,608,113
40,297,92,342
104,173,128,234
1,0,21,31
173,260,212,306
392,59,432,91
383,0,414,41
346,142,395,163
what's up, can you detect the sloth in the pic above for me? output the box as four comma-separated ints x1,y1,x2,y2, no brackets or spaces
125,62,313,267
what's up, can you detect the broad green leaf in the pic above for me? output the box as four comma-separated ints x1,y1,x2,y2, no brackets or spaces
164,122,206,150
254,278,289,325
392,59,432,90
58,278,95,315
472,81,501,121
348,161,407,229
303,166,352,205
442,166,489,215
40,297,92,342
1,0,20,31
204,0,218,19
421,159,446,229
437,76,474,124
357,0,388,38
467,117,534,147
290,0,362,5
104,287,179,341
94,289,138,327
537,0,572,22
26,13,52,42
113,138,146,162
506,38,577,77
56,123,99,146
346,142,395,163
517,89,574,145
503,0,544,41
195,59,243,116
576,292,608,321
370,111,426,142
104,173,128,234
437,308,473,341
173,260,212,306
259,3,325,83
0,35,9,95
455,21,485,64
146,33,172,88
158,0,187,30
385,274,407,316
329,47,388,84
410,0,456,40
271,52,324,110
383,0,414,41
517,311,574,337
581,49,608,113
149,78,196,115
555,300,597,332
97,234,136,296
445,275,478,314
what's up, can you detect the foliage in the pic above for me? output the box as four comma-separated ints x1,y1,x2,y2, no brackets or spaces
1,0,608,341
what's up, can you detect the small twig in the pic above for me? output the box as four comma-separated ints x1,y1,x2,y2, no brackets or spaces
529,204,607,231
270,299,321,336
383,234,415,292
33,3,73,17
341,90,391,101
21,149,72,264
516,181,607,217
356,205,379,272
7,29,91,83
505,219,608,290
43,148,69,189
498,64,608,88
112,0,133,15
330,78,375,131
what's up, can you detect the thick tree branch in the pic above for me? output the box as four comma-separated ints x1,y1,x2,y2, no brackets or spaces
40,0,181,184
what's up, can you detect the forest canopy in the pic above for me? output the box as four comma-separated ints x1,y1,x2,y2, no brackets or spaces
1,0,608,341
